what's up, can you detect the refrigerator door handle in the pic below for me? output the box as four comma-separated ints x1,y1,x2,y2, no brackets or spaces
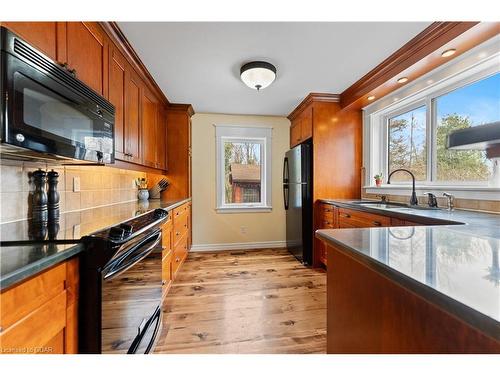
283,157,289,184
283,184,289,210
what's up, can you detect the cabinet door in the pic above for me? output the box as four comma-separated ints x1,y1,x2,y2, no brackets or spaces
156,105,168,170
290,121,302,147
301,107,313,140
125,67,142,164
141,88,158,168
65,22,107,95
1,22,59,62
108,45,127,160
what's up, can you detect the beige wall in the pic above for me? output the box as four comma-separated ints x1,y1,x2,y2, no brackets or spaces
0,161,145,223
191,113,290,249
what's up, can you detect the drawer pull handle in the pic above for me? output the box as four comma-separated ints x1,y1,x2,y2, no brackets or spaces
324,221,330,225
341,213,350,218
373,221,382,226
176,232,181,236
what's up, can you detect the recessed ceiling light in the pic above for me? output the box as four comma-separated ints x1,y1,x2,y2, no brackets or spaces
367,95,376,101
441,49,456,58
397,77,408,84
240,61,276,91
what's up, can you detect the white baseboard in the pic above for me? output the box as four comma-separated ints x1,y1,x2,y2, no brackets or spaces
190,241,287,252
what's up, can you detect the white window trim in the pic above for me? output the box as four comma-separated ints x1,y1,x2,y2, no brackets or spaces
215,125,272,213
363,35,500,201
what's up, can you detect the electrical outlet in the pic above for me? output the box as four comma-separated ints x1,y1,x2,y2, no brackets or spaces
73,176,80,192
240,226,247,234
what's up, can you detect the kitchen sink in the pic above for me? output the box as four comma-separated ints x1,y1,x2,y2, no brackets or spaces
349,200,442,211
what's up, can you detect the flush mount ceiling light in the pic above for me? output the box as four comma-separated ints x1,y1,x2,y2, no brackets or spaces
240,61,276,91
441,48,457,58
397,77,409,84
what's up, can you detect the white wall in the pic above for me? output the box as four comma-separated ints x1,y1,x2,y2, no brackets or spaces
191,113,290,250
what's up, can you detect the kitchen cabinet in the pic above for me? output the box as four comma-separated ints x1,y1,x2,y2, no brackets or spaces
0,22,59,62
141,88,159,169
157,105,168,171
1,21,178,172
172,202,191,278
0,257,79,354
124,66,143,164
337,207,391,228
326,242,500,353
290,106,313,148
108,45,127,160
161,216,173,298
316,203,337,266
164,106,194,200
64,22,108,95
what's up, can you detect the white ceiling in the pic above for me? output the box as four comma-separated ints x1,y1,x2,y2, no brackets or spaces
118,22,431,116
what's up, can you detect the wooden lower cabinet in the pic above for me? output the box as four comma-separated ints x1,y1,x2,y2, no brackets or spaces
0,257,79,354
160,201,192,298
326,243,500,353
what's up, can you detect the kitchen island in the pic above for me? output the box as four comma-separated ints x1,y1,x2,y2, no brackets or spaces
316,209,500,353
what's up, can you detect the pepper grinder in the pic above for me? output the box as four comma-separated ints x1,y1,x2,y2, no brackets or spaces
32,169,48,223
47,169,60,221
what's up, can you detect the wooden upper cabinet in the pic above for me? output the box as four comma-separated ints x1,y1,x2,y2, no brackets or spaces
290,120,302,148
301,106,313,141
64,22,108,95
156,105,168,171
125,66,143,164
141,88,159,168
1,22,59,62
108,45,127,160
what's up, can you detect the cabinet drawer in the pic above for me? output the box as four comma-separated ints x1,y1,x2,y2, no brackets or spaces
173,211,189,246
172,234,188,276
318,203,336,228
0,290,67,354
173,202,190,219
0,263,66,331
338,207,391,228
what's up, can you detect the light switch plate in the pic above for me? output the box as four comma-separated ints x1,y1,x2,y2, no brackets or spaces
73,176,80,192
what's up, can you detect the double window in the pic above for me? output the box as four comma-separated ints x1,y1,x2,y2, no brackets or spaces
215,125,272,212
372,66,499,188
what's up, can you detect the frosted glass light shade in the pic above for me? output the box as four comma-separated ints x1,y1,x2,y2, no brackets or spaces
240,61,276,91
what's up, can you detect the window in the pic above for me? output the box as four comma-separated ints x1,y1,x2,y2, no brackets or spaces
434,73,499,183
388,105,427,182
216,126,272,212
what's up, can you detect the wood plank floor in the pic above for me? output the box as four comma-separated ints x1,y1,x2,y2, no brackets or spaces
154,249,326,354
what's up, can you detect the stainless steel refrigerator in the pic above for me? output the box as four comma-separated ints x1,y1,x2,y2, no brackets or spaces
283,141,313,265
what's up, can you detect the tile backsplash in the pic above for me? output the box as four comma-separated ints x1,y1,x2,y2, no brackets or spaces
0,161,146,224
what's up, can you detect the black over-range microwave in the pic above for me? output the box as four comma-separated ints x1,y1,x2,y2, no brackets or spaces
0,27,115,164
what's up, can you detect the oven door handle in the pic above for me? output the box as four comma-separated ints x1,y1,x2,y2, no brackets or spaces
127,305,162,354
102,230,161,280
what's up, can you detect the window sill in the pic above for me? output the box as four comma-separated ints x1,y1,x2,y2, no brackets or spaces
364,184,500,200
215,206,272,214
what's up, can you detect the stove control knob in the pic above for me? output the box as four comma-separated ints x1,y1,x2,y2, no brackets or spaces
119,223,133,236
109,226,125,240
154,208,167,219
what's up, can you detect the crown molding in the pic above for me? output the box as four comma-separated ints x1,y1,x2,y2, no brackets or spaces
339,22,482,109
100,22,170,106
288,92,340,120
168,103,195,117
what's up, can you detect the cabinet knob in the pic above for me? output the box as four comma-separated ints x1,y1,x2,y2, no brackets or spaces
162,280,166,286
176,231,180,236
176,257,180,263
372,221,382,227
341,213,351,218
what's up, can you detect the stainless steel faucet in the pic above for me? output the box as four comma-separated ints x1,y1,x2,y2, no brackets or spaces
387,168,418,206
423,192,438,208
443,192,455,211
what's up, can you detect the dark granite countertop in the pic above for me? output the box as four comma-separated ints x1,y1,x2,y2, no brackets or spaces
0,198,190,291
316,199,500,340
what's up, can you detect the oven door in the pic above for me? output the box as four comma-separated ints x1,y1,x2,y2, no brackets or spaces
101,229,163,354
1,51,114,163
